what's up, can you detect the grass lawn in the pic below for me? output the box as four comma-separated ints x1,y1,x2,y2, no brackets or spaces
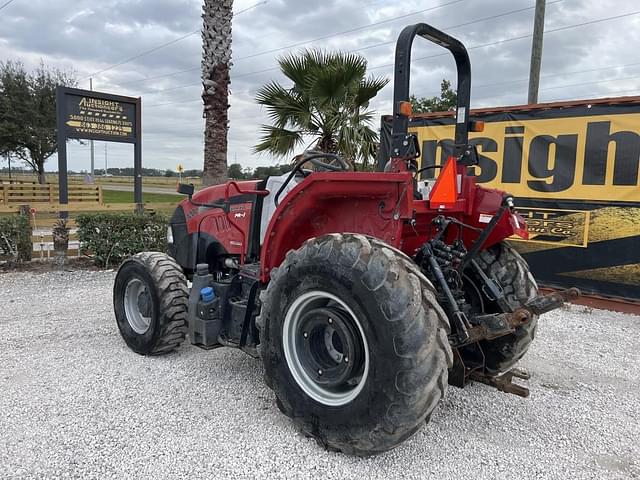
102,189,181,204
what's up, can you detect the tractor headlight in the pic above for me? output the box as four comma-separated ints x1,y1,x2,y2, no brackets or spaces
167,225,174,244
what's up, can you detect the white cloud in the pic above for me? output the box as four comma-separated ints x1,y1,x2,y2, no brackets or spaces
0,0,638,173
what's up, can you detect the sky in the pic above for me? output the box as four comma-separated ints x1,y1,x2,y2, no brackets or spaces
1,0,639,173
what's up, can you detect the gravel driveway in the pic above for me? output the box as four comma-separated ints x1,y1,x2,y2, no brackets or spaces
1,270,638,479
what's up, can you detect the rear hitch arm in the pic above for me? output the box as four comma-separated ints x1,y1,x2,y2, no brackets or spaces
523,287,580,315
462,287,581,346
455,289,581,397
470,368,531,398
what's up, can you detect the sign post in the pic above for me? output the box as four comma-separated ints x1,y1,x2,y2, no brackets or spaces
56,86,142,216
177,163,184,183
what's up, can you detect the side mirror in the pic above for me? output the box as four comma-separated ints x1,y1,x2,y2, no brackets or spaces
176,183,195,197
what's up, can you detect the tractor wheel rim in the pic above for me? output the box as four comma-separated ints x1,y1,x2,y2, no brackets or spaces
124,278,152,334
283,290,369,407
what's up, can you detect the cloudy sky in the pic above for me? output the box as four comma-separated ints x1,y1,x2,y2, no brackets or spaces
1,0,639,173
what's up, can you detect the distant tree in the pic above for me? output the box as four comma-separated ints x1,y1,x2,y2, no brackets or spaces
183,169,203,177
227,163,247,179
164,169,177,177
251,164,294,179
0,61,76,184
410,79,457,114
254,50,388,170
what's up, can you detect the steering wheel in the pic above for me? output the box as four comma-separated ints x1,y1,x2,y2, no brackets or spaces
274,151,350,206
304,151,350,172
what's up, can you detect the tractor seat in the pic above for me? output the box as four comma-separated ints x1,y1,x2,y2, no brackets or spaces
259,172,303,245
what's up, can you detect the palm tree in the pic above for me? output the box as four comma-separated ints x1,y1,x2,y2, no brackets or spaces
201,0,232,186
254,50,388,169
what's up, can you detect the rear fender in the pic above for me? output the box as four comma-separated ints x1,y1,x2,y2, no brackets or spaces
259,172,414,282
462,186,528,248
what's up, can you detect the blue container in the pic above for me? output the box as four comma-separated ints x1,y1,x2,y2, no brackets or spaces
200,286,215,302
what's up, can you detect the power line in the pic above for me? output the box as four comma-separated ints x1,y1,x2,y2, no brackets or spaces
146,99,203,108
0,0,17,12
138,81,199,95
117,0,467,88
144,9,640,102
476,73,640,104
369,9,640,73
541,74,640,92
81,29,200,80
145,61,640,110
82,0,267,80
350,0,565,55
409,61,640,98
546,87,640,103
229,0,566,79
230,0,465,62
135,0,561,96
119,67,198,86
473,62,640,90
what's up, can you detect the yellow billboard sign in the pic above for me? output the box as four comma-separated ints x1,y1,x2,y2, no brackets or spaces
410,113,640,202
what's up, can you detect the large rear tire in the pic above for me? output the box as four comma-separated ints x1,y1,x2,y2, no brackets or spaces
114,252,188,355
257,234,453,456
475,243,539,375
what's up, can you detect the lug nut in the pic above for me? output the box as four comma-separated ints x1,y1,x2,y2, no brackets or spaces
303,332,308,338
344,357,349,363
328,318,333,324
318,369,323,376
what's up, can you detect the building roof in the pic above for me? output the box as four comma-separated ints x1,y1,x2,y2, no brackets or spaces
382,95,640,120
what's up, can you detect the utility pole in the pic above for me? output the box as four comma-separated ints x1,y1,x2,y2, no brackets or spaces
89,78,95,177
528,0,546,104
104,143,108,174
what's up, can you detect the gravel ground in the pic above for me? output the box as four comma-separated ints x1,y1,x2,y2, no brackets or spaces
1,270,638,480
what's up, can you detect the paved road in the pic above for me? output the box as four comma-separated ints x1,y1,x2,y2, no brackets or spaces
100,183,181,195
1,270,638,479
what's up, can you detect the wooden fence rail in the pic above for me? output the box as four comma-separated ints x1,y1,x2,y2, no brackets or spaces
0,184,102,205
0,202,174,215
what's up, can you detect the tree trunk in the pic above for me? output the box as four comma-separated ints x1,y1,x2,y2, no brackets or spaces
201,0,233,187
36,160,46,184
203,65,230,186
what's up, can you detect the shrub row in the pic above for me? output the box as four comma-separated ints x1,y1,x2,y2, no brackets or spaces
76,213,168,268
0,215,32,262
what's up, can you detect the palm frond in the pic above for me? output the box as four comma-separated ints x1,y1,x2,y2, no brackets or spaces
356,76,390,108
253,125,304,158
255,49,385,162
255,81,315,130
278,52,310,90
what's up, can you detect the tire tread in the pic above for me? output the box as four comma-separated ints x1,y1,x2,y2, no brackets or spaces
256,234,452,456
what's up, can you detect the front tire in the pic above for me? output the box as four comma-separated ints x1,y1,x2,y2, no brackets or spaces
114,252,188,355
257,234,453,456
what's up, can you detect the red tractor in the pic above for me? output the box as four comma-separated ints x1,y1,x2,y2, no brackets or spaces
114,23,578,455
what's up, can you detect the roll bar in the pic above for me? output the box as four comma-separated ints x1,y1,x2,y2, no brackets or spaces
390,23,472,161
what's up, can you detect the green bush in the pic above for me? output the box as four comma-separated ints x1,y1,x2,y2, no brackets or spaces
0,215,32,262
76,213,168,268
